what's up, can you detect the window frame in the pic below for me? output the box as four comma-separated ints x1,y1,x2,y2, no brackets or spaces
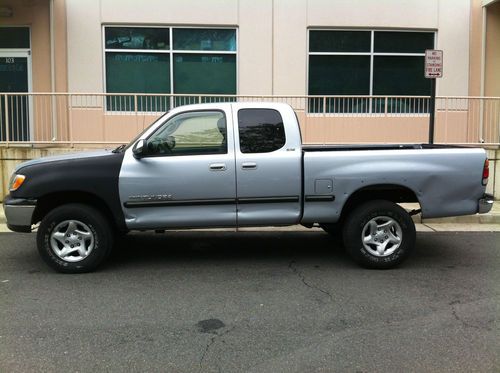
102,25,238,113
306,28,436,115
144,109,229,157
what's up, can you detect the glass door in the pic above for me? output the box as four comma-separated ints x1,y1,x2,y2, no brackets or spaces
0,52,31,141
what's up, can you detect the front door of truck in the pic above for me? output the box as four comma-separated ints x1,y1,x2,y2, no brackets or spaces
119,108,236,229
234,107,302,226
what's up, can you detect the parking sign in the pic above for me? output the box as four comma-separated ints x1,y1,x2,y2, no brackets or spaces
425,50,443,79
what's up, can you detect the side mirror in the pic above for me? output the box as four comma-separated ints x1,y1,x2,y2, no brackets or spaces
132,139,147,158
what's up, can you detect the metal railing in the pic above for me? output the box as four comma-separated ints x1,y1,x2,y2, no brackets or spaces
0,93,499,145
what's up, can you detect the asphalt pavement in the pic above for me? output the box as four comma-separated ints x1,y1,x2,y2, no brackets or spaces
1,230,499,372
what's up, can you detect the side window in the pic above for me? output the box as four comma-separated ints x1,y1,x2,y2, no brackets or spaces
238,109,286,153
147,111,227,156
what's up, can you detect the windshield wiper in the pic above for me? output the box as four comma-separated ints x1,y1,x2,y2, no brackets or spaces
112,144,126,153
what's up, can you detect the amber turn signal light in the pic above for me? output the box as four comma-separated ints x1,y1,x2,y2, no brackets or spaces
9,174,26,191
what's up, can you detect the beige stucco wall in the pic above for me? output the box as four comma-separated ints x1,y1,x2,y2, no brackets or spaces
66,0,472,96
484,1,500,96
53,0,68,92
65,0,103,92
469,0,483,96
238,0,273,95
436,0,471,96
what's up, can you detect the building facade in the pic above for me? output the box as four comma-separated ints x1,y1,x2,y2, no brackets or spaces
0,0,499,144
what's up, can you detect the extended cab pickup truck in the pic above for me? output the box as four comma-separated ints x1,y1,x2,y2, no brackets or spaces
4,103,494,273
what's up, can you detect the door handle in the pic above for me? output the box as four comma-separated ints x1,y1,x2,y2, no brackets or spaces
209,163,227,171
241,162,257,170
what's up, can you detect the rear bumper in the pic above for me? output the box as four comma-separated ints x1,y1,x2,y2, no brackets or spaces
478,193,494,214
3,195,37,233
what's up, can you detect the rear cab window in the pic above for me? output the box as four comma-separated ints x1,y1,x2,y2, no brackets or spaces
237,109,286,153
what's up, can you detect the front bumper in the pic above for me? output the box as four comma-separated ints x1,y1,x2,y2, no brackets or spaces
3,195,37,233
478,193,494,214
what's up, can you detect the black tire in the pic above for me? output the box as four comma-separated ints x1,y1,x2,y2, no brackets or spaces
37,204,113,273
342,200,416,269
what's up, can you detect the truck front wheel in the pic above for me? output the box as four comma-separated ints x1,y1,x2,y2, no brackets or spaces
343,200,416,269
36,204,113,273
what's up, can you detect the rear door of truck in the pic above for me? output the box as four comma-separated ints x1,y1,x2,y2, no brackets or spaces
233,104,302,226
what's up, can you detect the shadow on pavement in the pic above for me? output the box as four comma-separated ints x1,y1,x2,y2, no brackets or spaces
108,231,349,267
104,230,490,271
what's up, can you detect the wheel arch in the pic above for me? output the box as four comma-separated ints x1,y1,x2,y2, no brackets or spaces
32,191,120,231
339,183,420,222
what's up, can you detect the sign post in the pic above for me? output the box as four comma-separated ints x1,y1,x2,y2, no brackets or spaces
424,49,443,144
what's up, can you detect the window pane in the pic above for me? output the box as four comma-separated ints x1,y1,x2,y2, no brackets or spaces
0,27,30,48
105,27,169,50
309,31,370,52
106,52,170,111
148,111,227,156
374,32,434,53
373,56,430,96
173,54,236,94
173,28,236,51
308,55,370,95
238,109,286,153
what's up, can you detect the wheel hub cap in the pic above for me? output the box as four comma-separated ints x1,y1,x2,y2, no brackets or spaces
361,216,403,257
50,220,95,262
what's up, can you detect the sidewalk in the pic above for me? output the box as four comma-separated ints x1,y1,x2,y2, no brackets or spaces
0,203,498,233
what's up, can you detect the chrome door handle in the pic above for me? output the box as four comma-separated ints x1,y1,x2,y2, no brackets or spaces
241,162,257,170
209,163,227,171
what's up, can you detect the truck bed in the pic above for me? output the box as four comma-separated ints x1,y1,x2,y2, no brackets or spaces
301,145,486,223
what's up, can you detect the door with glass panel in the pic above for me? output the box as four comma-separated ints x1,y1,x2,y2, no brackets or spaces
120,108,237,229
234,108,302,226
0,27,32,141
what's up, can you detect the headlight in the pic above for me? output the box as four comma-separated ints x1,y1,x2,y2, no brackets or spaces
9,174,26,192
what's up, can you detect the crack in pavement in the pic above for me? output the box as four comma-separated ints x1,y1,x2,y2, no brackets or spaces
451,308,488,331
449,300,492,331
198,326,236,372
288,260,332,300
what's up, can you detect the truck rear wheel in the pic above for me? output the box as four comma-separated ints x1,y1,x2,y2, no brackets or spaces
36,204,113,273
343,200,415,269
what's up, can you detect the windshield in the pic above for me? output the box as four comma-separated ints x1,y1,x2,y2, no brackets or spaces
122,111,170,151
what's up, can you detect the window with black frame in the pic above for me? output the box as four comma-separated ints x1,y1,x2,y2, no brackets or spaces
308,30,434,114
104,27,237,112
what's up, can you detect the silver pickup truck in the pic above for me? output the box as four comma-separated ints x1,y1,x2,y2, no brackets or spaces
4,103,493,273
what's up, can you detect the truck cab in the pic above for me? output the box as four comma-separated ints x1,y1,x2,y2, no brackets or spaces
120,103,303,229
